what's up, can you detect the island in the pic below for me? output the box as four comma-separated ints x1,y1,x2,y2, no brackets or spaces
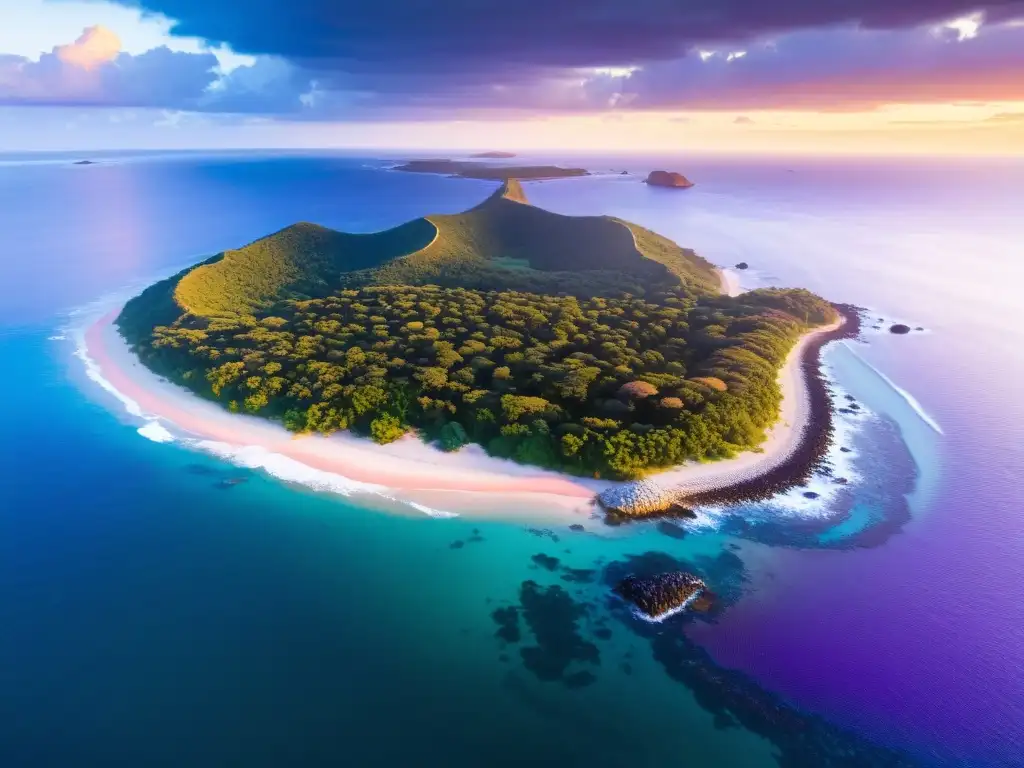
645,170,694,188
613,571,707,621
114,179,840,487
469,151,516,159
73,160,96,165
394,159,589,180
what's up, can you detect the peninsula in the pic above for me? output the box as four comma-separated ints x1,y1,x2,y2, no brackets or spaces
394,159,589,180
114,179,837,488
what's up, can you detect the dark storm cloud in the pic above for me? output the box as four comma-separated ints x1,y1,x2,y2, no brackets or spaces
583,22,1024,111
6,2,1024,115
111,0,1021,72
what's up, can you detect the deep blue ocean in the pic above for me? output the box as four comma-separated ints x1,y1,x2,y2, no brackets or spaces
1,150,1023,767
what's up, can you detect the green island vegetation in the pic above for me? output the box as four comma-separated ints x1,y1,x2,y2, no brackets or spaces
117,180,836,479
394,159,589,180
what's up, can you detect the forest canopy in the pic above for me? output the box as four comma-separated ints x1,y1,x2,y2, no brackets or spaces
117,180,836,479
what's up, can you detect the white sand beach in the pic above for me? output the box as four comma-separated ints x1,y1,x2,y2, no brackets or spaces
80,307,840,521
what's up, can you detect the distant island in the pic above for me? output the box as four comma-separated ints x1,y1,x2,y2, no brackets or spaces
116,179,838,481
470,151,516,159
645,170,694,188
73,160,96,166
395,159,589,180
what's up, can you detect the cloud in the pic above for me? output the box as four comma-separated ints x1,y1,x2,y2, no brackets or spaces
0,26,313,113
114,0,1021,72
580,21,1024,111
54,26,121,70
6,3,1024,119
97,1,1024,116
0,26,218,107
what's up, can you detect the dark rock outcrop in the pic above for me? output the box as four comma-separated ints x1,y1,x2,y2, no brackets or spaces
735,262,749,270
645,170,694,188
613,571,706,620
889,324,911,335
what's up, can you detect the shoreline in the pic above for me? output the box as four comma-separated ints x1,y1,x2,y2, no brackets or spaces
717,267,743,297
660,304,862,509
78,303,855,523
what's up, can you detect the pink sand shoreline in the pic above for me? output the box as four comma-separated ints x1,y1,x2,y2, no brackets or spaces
79,305,839,521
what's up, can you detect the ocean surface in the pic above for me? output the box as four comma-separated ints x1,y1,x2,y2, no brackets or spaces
2,150,1023,767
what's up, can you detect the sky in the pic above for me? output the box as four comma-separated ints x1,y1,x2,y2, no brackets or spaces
0,0,1022,154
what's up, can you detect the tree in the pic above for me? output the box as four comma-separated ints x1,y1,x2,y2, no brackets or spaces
438,421,470,452
501,394,556,422
415,367,448,389
370,414,406,444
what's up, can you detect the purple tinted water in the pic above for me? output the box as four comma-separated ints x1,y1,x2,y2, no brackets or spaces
2,151,1021,765
533,157,1024,765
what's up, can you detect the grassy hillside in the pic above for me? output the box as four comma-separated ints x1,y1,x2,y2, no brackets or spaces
174,218,437,318
146,180,720,325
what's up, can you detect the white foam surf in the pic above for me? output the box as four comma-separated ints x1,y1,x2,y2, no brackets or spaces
71,323,146,419
631,590,703,624
188,439,387,497
137,421,175,443
842,342,943,435
678,366,873,531
406,502,460,519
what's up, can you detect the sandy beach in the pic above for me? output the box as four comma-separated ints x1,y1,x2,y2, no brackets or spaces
718,267,743,297
80,306,841,521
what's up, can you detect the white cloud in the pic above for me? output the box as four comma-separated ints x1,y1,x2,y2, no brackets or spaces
55,26,121,70
591,66,639,78
940,12,983,41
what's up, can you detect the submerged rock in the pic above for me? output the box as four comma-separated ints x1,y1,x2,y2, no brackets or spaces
613,571,706,620
656,520,688,539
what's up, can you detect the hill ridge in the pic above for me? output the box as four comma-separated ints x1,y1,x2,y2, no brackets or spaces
161,180,718,320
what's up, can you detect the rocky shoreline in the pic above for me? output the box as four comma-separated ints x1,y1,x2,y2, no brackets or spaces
598,304,863,520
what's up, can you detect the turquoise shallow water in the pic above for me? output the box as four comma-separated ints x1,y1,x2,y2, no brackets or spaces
2,151,1022,766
